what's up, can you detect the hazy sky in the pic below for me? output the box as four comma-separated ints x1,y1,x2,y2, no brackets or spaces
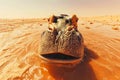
0,0,120,18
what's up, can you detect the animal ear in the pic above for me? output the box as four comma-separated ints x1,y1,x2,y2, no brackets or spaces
71,14,79,29
71,14,79,22
48,15,58,24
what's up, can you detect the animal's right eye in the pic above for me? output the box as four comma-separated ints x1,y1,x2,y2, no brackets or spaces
53,17,58,23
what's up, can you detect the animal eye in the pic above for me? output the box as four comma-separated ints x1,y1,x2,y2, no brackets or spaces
66,20,69,24
53,17,58,23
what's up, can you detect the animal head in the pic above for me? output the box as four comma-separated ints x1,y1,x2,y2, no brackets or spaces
48,14,79,31
39,14,84,65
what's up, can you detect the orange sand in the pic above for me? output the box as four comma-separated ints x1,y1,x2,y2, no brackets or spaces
0,16,120,80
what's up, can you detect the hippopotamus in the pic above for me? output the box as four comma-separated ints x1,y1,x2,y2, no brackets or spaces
39,14,84,66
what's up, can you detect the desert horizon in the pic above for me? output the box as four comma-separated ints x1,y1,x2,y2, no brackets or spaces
0,14,120,19
0,0,120,18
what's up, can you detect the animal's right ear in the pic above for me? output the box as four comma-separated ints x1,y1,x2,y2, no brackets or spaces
48,15,58,24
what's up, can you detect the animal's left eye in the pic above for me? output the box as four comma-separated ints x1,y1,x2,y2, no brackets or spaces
66,20,69,24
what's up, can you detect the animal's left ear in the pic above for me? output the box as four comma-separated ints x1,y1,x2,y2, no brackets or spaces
71,14,79,23
70,14,79,30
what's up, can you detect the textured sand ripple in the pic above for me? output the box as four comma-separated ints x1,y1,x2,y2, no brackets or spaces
0,17,120,80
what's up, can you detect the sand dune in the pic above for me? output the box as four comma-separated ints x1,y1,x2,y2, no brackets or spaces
0,16,120,80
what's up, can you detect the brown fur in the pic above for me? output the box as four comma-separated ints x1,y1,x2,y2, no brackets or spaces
48,15,57,24
71,15,79,30
48,15,55,24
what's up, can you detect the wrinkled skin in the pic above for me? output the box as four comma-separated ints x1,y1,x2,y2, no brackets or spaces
39,29,84,61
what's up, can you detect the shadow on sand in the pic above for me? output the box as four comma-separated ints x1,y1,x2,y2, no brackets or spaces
45,46,99,80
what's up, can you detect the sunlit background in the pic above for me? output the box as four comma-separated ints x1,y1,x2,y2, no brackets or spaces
0,0,120,18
